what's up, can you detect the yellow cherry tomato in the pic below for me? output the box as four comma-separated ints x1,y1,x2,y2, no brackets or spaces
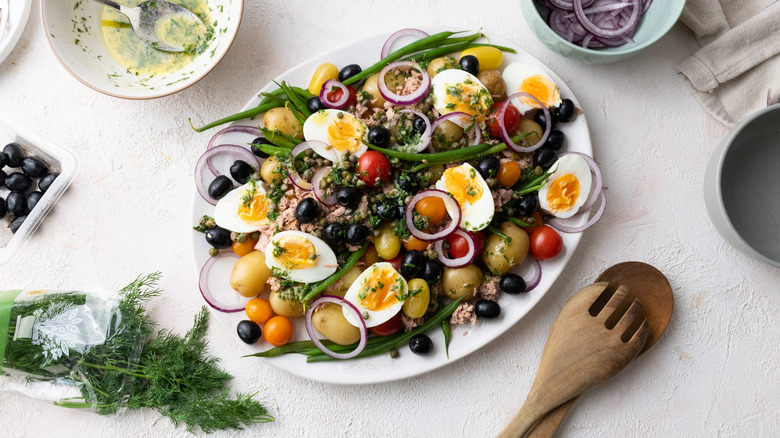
264,315,294,346
403,278,431,319
308,63,339,96
460,47,503,71
245,297,274,324
374,224,401,260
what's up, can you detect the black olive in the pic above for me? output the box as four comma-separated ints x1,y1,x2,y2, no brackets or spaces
475,299,501,319
400,250,425,278
499,273,527,294
21,157,48,178
345,223,369,245
396,204,407,220
516,194,539,217
323,222,344,247
0,197,6,219
6,192,28,216
533,109,557,130
338,64,363,86
237,320,262,344
545,130,566,151
395,172,417,192
250,137,272,158
459,55,479,75
367,125,391,148
413,116,428,134
4,172,32,192
477,156,500,179
307,96,328,114
295,198,319,223
336,186,361,208
0,170,6,187
205,226,232,248
27,191,43,212
372,201,397,220
421,259,443,284
229,160,254,184
409,334,434,356
0,151,6,168
533,147,558,170
208,175,233,200
556,99,576,123
10,215,26,234
3,143,25,168
38,173,59,193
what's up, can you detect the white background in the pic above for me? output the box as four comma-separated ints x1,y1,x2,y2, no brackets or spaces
1,1,779,437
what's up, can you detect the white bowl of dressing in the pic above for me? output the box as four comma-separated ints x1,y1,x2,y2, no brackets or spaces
40,0,243,99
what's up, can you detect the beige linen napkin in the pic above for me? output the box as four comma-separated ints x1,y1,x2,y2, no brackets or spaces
676,0,780,127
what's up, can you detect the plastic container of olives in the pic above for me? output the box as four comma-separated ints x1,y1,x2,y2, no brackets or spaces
0,109,79,264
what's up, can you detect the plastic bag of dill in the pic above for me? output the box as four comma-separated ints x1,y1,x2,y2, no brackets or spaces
0,273,272,433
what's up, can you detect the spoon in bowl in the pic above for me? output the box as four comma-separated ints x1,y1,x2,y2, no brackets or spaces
92,0,206,52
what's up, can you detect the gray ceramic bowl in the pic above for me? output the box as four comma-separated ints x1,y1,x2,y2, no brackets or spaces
703,105,780,268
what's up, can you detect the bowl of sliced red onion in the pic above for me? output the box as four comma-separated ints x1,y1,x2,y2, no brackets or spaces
520,0,685,63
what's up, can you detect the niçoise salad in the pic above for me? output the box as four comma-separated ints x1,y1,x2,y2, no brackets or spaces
191,29,605,363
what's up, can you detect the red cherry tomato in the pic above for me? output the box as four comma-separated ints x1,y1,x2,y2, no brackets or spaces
446,231,485,258
369,311,403,336
326,84,357,108
385,253,403,271
357,150,393,188
487,102,522,139
529,225,563,261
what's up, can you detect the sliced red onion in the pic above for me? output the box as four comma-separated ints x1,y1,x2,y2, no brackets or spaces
206,125,263,177
396,109,431,152
405,189,462,241
433,230,476,268
312,166,338,206
427,112,482,152
573,0,641,39
320,79,350,109
286,141,339,191
304,295,368,359
381,28,429,59
548,187,607,233
195,144,261,205
517,257,542,292
544,0,647,48
199,253,252,312
502,93,551,153
377,61,430,106
558,151,603,211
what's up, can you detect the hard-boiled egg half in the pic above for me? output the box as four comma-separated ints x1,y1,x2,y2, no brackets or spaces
264,230,338,283
502,62,562,114
538,154,593,219
303,109,368,159
342,262,408,328
435,163,494,231
431,69,493,121
214,180,271,233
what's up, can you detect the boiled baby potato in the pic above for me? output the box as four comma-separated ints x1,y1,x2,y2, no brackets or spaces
361,73,387,108
230,250,272,297
477,69,506,100
326,266,363,297
426,56,458,78
260,155,284,185
442,265,484,301
482,222,530,275
263,107,304,139
312,303,361,345
269,290,305,317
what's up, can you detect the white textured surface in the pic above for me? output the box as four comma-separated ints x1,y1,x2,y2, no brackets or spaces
1,1,780,437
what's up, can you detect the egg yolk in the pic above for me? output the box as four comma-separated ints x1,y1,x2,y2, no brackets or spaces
237,190,270,226
358,266,404,312
545,173,580,214
443,165,483,206
272,235,318,269
326,115,366,153
443,81,493,120
518,74,561,108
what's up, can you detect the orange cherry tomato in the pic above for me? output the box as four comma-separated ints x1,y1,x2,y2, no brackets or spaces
414,196,447,224
264,315,294,346
232,236,259,257
496,160,522,187
522,211,545,234
245,297,274,324
402,235,430,252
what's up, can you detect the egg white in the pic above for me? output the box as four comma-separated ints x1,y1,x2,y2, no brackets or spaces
264,230,338,283
430,69,493,120
303,109,367,159
502,62,563,115
342,262,408,328
538,154,593,219
434,163,495,231
213,181,270,233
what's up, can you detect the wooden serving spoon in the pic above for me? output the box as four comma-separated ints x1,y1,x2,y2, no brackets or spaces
525,261,674,438
496,281,649,438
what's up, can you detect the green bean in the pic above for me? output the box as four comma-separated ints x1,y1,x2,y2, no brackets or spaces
441,319,451,359
487,225,512,244
508,217,531,228
276,81,311,118
516,172,551,196
401,39,479,63
243,340,332,358
189,101,281,132
259,127,297,149
463,42,518,54
301,244,369,303
367,141,494,162
409,143,508,172
249,141,291,156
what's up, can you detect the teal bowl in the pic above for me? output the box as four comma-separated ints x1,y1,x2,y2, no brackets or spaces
520,0,686,63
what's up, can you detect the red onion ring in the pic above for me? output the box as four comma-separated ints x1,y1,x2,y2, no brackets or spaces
312,166,338,206
502,93,551,153
381,28,429,59
320,79,350,109
517,257,542,292
195,144,261,205
573,0,641,39
377,61,431,106
206,125,263,177
433,230,476,268
405,189,462,241
199,253,252,312
543,0,647,48
286,141,339,191
304,295,368,359
558,151,603,212
547,187,607,233
427,112,482,152
396,109,431,152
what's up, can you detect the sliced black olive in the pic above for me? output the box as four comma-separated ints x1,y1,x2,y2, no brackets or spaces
556,99,576,123
345,223,369,245
533,147,558,170
395,172,417,193
533,109,558,130
475,299,501,318
208,175,233,200
409,334,434,356
367,125,391,148
250,137,273,158
336,186,361,208
499,273,527,294
27,191,43,212
421,259,443,284
477,156,500,179
307,96,328,114
4,172,32,192
323,222,344,247
516,194,539,217
38,173,59,193
338,64,363,86
21,157,49,178
459,55,479,75
205,226,232,249
10,215,26,233
229,160,254,184
6,192,28,216
545,130,566,151
3,143,25,168
400,250,425,278
0,197,6,219
237,320,262,344
295,198,319,223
